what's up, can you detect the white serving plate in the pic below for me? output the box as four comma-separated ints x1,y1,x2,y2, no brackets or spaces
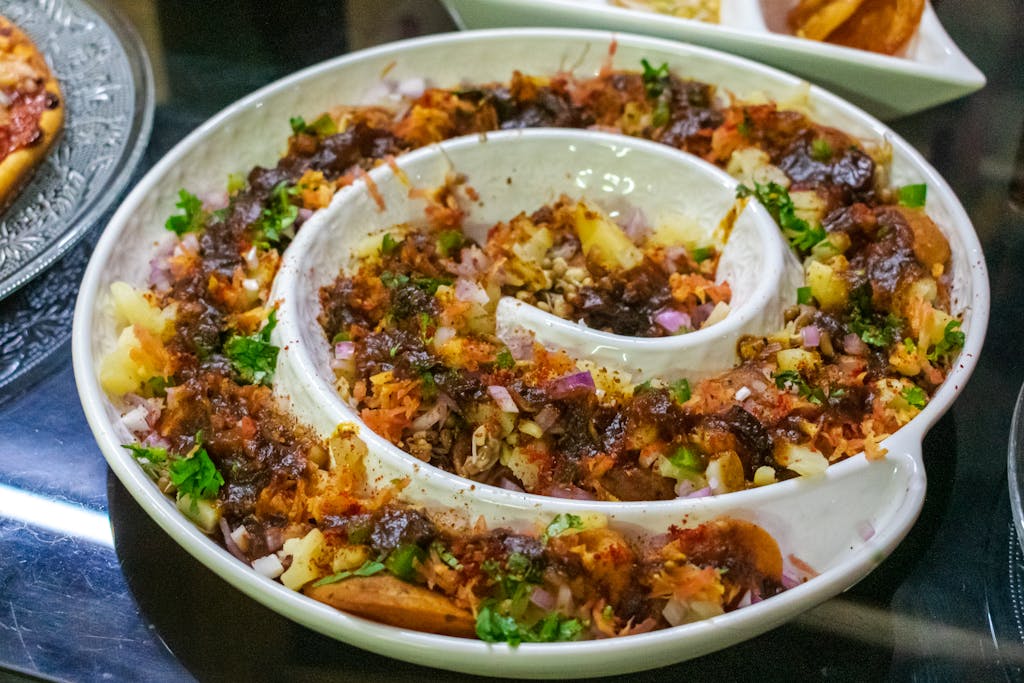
440,0,985,118
73,29,989,678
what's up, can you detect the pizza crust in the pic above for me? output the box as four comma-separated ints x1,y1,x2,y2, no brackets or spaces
0,17,64,210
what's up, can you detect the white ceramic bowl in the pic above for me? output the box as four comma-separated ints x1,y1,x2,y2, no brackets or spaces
73,29,989,678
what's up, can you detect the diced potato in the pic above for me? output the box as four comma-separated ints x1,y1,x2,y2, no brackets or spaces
753,466,777,487
775,443,828,477
98,325,170,396
702,301,730,328
110,281,175,339
889,342,921,377
925,308,956,346
573,201,643,270
725,147,790,188
280,528,328,590
647,212,701,248
790,190,827,227
500,446,541,490
331,545,372,573
176,495,220,533
776,348,821,374
806,259,848,311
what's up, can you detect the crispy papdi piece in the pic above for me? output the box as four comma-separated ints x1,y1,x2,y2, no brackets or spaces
827,0,925,54
788,0,868,41
304,574,477,637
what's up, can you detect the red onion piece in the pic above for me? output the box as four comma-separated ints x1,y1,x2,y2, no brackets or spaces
334,341,355,360
781,571,800,590
410,395,454,431
297,207,314,222
448,245,491,278
691,301,716,328
433,326,456,347
548,371,596,399
502,330,536,361
219,518,249,563
498,478,525,492
618,207,651,244
548,485,596,500
487,385,519,413
533,405,560,432
654,308,692,334
397,77,426,99
529,587,557,611
454,277,489,305
843,333,868,356
684,486,713,499
801,324,821,348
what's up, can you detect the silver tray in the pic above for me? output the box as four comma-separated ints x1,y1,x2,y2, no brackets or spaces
0,0,153,300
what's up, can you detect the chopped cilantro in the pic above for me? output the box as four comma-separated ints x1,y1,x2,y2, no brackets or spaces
475,602,583,645
254,181,299,246
419,371,438,401
670,378,691,403
797,286,813,305
332,330,351,343
898,183,927,208
903,337,917,354
772,369,825,405
634,378,654,394
431,540,463,570
541,513,583,544
436,230,464,257
495,348,515,370
901,385,928,409
223,310,280,386
311,559,386,587
165,189,206,236
169,446,224,506
379,271,451,295
926,320,965,362
667,445,702,471
418,312,434,344
811,138,833,161
736,182,826,254
691,246,713,263
381,232,401,255
640,59,670,98
289,113,337,136
385,543,426,581
380,271,410,288
124,443,168,478
847,284,903,349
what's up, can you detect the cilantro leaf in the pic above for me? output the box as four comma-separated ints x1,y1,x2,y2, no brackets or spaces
475,602,584,645
169,446,224,503
772,369,825,405
737,182,826,254
901,385,928,409
797,286,813,305
165,189,207,236
124,443,168,479
290,113,337,136
691,246,713,263
541,513,583,544
254,181,299,247
227,173,246,195
640,59,670,98
384,543,426,582
926,320,965,362
311,559,386,587
898,183,927,208
431,540,463,570
846,284,903,349
652,99,671,128
224,310,280,386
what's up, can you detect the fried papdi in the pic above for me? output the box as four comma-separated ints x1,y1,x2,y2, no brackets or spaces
787,0,925,55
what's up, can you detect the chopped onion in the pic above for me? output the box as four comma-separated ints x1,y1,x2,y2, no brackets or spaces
334,341,355,360
683,486,713,499
733,386,752,402
691,301,716,327
498,478,525,492
410,394,454,431
397,77,426,99
654,308,691,334
251,554,284,579
121,405,149,434
618,207,651,244
548,371,596,399
487,385,519,413
662,598,688,627
533,405,560,432
449,245,491,278
548,485,596,500
502,329,535,361
801,324,821,348
781,571,800,590
454,277,489,305
219,518,249,562
244,246,260,270
297,207,314,222
529,587,556,611
843,333,868,356
0,90,10,107
433,325,456,348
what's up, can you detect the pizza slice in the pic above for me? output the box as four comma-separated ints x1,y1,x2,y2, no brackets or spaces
0,15,63,210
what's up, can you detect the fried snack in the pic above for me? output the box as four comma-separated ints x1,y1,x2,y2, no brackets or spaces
788,0,868,41
612,0,720,22
788,0,925,55
827,0,925,54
